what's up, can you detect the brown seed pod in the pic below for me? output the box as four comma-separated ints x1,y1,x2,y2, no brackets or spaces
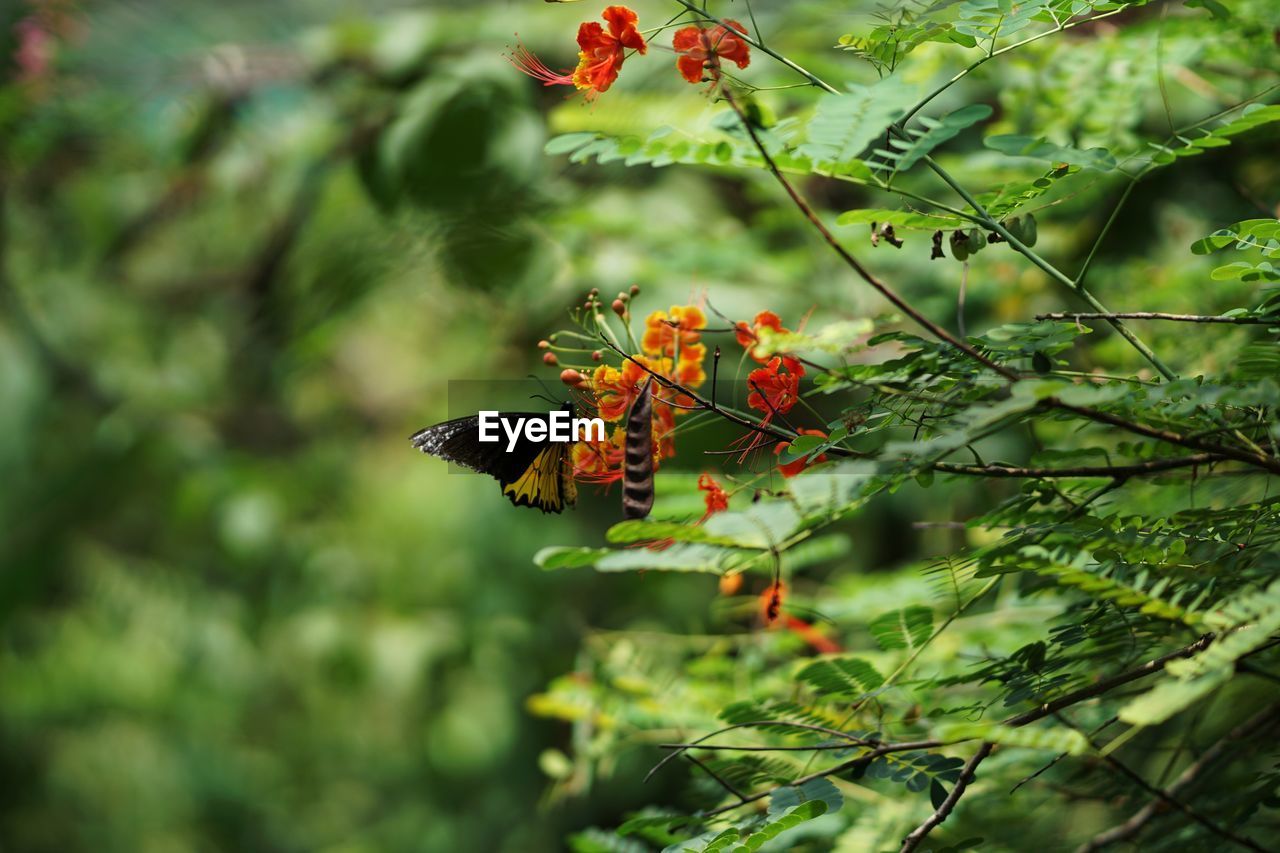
621,378,655,520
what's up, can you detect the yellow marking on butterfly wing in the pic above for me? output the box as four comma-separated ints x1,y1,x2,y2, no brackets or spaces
502,445,571,512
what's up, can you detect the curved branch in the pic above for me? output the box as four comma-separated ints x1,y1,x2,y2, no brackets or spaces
1076,702,1280,852
899,742,994,853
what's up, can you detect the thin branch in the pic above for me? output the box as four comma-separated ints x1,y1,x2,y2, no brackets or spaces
899,742,995,853
1058,713,1266,852
1076,702,1280,852
1010,716,1118,794
675,635,1219,822
645,720,872,783
933,453,1223,479
716,86,1019,380
660,742,854,753
1050,401,1280,476
1003,634,1215,728
686,753,750,803
1038,311,1280,325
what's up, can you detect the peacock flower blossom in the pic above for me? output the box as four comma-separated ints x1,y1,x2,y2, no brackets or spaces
760,580,785,625
757,580,841,652
572,427,626,483
672,19,751,84
642,304,706,359
698,473,729,520
747,357,801,421
592,356,661,421
775,429,829,478
653,400,678,459
509,6,646,97
735,310,787,361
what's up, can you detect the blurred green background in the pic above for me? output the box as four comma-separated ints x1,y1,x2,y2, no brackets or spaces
0,0,1275,851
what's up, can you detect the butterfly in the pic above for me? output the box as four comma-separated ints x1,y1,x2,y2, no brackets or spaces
410,402,578,514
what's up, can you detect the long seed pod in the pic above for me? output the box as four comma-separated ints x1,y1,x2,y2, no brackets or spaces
622,378,655,519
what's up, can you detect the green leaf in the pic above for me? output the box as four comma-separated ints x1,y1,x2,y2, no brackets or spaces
836,209,964,230
606,520,739,546
798,656,886,697
703,502,802,549
1189,219,1280,255
595,543,746,574
933,722,1089,754
984,134,1116,171
873,104,993,173
545,132,601,156
868,606,934,651
1120,580,1280,726
798,79,917,165
534,546,611,570
736,800,828,850
769,778,844,814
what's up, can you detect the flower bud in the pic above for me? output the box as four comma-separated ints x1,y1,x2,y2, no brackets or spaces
591,350,603,362
611,299,627,317
629,284,640,296
560,368,585,386
537,339,551,349
589,288,599,296
542,352,559,366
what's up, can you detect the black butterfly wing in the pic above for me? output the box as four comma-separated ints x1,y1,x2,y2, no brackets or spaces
410,407,577,514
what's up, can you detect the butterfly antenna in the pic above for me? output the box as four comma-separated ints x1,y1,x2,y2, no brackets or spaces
526,374,566,407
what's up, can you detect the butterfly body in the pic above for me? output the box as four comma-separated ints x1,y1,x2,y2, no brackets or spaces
411,403,577,513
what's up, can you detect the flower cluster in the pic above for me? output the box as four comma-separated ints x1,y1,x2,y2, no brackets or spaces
546,290,830,494
555,293,707,484
509,5,752,98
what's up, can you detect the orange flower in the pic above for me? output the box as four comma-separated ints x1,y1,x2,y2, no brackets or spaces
572,427,626,483
672,20,751,84
760,580,785,625
642,304,706,359
591,356,659,421
735,310,787,362
653,400,678,459
783,616,842,654
775,429,829,478
758,580,842,652
747,357,801,420
509,6,646,96
698,473,729,519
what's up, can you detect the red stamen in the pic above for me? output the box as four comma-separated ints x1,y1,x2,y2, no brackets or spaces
506,42,574,87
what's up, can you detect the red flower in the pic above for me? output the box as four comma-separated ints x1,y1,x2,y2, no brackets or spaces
698,473,729,520
735,310,786,360
509,6,646,96
575,6,647,93
672,20,751,84
760,580,785,625
758,580,842,652
775,429,829,478
783,616,842,654
747,357,801,420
